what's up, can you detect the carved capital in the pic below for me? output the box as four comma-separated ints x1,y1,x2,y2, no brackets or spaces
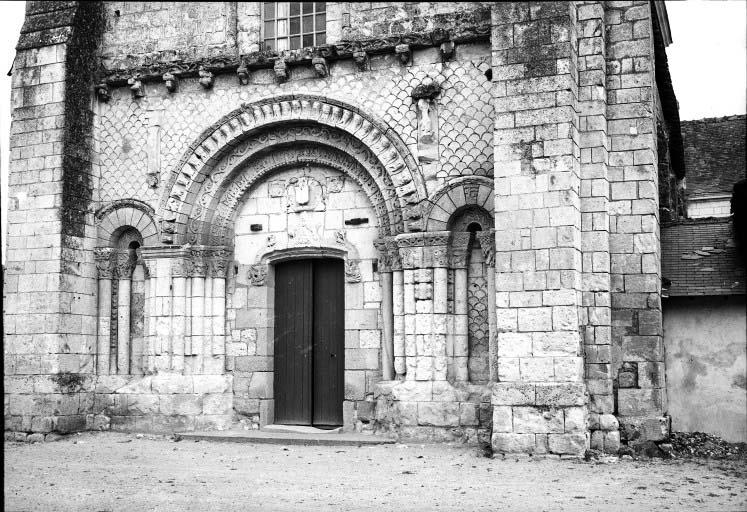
189,248,208,277
171,256,192,278
94,247,116,278
345,259,362,283
449,232,471,268
475,230,495,267
114,251,136,279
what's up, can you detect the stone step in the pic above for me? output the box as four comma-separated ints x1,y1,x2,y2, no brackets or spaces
175,429,396,446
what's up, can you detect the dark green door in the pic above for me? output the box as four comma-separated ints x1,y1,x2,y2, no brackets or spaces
274,259,344,427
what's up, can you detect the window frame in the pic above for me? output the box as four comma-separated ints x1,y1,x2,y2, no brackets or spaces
261,2,327,52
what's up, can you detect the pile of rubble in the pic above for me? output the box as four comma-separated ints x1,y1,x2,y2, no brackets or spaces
667,432,747,460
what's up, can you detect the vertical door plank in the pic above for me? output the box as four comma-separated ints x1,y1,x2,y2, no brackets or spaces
312,259,345,426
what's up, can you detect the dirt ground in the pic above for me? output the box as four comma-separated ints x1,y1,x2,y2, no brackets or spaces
4,432,747,512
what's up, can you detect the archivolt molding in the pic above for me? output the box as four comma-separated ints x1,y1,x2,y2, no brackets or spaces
95,199,159,247
159,95,425,244
422,176,494,232
187,126,405,245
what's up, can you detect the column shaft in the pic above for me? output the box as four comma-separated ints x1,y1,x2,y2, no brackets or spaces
96,278,111,375
117,277,131,375
380,271,395,380
453,268,469,381
392,270,406,378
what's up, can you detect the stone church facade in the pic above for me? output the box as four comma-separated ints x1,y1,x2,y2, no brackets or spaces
4,1,683,456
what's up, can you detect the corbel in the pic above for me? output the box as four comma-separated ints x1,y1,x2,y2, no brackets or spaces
439,41,455,62
236,61,250,85
352,48,368,71
127,75,144,98
162,71,178,93
274,58,288,83
198,67,214,89
395,44,411,65
312,56,328,77
95,82,110,102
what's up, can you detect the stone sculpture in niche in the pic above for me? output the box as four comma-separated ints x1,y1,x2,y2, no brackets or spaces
286,174,326,213
345,260,362,283
411,78,441,165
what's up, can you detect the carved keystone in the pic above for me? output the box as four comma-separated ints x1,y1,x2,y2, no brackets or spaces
236,62,249,85
127,76,144,98
312,56,328,77
198,67,214,89
274,59,288,83
162,72,178,93
395,44,411,65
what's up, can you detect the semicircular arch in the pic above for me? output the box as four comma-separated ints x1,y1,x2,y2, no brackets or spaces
159,95,425,244
423,176,494,231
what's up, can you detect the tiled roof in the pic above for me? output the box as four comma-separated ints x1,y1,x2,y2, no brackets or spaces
681,115,746,197
661,218,745,297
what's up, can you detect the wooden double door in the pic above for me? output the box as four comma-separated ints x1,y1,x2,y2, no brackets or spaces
273,259,344,427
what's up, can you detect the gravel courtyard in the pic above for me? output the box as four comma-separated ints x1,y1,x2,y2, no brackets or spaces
5,432,747,511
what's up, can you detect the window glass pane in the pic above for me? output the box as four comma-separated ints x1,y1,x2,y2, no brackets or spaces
277,19,288,37
303,34,313,47
264,39,275,51
290,16,300,35
316,2,325,11
264,21,275,38
302,15,313,32
277,37,289,51
290,2,300,16
315,13,325,29
290,36,301,49
277,2,289,18
316,32,326,45
264,2,275,19
302,2,313,14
